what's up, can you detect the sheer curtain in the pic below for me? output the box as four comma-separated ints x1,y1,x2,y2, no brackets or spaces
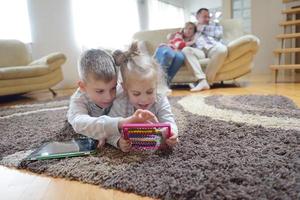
148,0,185,30
0,0,32,42
72,0,140,50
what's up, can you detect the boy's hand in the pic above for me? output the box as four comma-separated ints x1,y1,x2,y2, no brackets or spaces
118,137,131,152
97,139,105,149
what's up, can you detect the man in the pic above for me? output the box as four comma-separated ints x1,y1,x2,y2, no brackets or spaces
182,8,227,92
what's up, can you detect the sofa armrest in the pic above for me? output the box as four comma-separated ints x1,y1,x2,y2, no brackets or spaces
227,35,260,53
225,35,260,64
29,52,66,66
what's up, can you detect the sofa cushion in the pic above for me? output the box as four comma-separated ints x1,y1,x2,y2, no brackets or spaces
220,19,244,42
133,28,180,55
137,41,151,56
172,69,199,83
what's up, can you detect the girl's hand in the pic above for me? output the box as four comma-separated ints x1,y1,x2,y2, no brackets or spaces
130,109,159,124
165,132,179,148
118,137,131,152
119,109,158,128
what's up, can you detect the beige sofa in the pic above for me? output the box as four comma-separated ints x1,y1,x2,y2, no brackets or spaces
0,40,66,96
133,19,260,84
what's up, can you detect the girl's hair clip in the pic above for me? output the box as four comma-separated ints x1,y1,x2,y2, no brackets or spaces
112,42,140,66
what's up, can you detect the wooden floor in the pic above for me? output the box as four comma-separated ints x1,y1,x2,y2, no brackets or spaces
0,73,299,200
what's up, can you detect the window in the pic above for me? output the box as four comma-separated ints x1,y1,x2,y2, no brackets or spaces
148,0,185,30
232,0,251,33
0,0,32,42
72,0,140,50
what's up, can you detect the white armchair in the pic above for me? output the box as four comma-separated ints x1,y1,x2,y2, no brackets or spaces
0,39,66,96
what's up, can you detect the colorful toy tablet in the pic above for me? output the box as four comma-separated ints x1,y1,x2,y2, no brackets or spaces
122,123,171,150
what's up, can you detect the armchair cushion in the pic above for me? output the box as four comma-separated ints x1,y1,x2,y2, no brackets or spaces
29,52,66,66
0,39,30,67
0,65,50,80
0,68,63,94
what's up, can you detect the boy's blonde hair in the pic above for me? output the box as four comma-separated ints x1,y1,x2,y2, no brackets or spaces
113,42,168,94
78,49,117,83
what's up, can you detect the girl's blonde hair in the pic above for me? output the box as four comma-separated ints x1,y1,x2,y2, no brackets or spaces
113,42,168,95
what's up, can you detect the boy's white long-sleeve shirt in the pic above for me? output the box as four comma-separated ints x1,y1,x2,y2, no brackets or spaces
67,89,121,146
107,92,178,147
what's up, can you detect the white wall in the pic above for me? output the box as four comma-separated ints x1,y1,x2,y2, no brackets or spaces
27,0,80,89
251,0,284,74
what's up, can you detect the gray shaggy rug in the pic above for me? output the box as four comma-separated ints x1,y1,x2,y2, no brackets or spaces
0,95,300,200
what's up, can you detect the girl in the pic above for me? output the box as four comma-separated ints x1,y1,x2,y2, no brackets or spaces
154,22,197,85
107,43,178,152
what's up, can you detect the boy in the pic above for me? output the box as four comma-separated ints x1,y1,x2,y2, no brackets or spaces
67,49,156,152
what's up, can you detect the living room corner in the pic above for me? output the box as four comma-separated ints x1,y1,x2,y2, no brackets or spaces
0,0,300,200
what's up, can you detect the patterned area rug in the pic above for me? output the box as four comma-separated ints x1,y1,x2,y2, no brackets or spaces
0,95,299,200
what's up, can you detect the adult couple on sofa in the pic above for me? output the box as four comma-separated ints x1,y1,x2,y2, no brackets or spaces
133,8,260,91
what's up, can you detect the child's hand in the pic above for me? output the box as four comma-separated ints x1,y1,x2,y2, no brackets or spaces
118,137,131,152
165,132,179,148
97,139,106,149
133,109,159,123
121,109,158,126
118,110,159,135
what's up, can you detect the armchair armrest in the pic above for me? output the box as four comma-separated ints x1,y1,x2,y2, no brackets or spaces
29,52,66,66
